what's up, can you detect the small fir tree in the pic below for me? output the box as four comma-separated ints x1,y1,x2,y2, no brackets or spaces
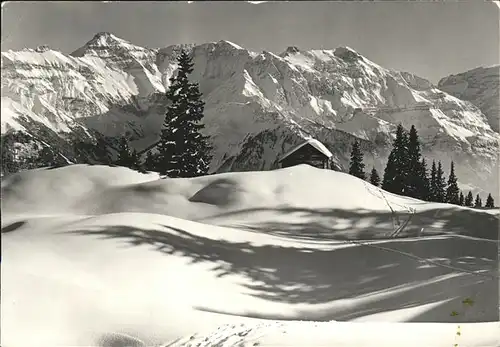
459,191,465,206
474,194,482,208
129,149,142,171
143,150,158,172
464,191,474,207
485,193,495,208
115,136,130,166
369,167,381,186
96,137,113,165
348,140,365,180
115,136,142,170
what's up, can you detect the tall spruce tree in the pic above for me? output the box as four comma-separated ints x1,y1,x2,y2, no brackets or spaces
435,161,447,203
464,191,474,207
429,160,438,201
369,167,381,186
382,124,409,195
416,157,430,200
445,161,460,205
406,125,424,198
156,49,212,177
485,193,495,208
348,140,365,180
474,194,482,208
382,151,397,191
459,191,465,206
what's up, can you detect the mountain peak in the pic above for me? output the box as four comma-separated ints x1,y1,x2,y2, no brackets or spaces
285,46,301,54
215,40,244,50
71,32,141,57
333,46,362,62
34,45,51,53
86,32,129,47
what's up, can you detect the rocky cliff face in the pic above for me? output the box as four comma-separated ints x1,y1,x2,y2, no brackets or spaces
438,65,499,133
1,33,498,197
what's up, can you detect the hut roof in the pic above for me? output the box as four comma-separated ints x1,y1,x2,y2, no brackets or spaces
278,138,333,162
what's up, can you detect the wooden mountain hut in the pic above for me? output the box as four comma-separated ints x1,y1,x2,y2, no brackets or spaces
278,138,333,170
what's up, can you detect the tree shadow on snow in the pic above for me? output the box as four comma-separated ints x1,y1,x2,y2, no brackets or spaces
199,206,499,241
1,220,26,234
66,211,498,323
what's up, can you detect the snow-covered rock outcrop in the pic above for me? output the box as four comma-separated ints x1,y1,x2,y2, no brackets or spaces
1,33,498,197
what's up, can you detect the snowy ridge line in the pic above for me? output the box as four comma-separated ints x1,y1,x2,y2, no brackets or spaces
345,239,498,280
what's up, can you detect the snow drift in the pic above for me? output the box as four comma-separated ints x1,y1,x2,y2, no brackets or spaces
1,164,499,347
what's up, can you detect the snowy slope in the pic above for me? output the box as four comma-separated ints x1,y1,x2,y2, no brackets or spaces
438,65,499,132
1,34,499,197
2,165,499,347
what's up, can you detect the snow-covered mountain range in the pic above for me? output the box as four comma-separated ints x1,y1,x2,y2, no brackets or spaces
1,32,498,197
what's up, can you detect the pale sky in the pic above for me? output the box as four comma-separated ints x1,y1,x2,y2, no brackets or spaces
1,1,499,83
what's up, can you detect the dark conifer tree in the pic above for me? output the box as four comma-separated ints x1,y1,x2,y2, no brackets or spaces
96,137,112,165
348,140,365,180
129,149,142,171
416,157,430,200
445,161,460,205
464,191,474,207
435,161,447,203
156,49,212,177
485,193,495,208
474,194,482,208
143,150,158,172
115,136,132,167
459,191,465,206
382,151,396,191
115,136,142,170
429,160,438,202
382,124,409,195
406,125,423,198
369,167,380,187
